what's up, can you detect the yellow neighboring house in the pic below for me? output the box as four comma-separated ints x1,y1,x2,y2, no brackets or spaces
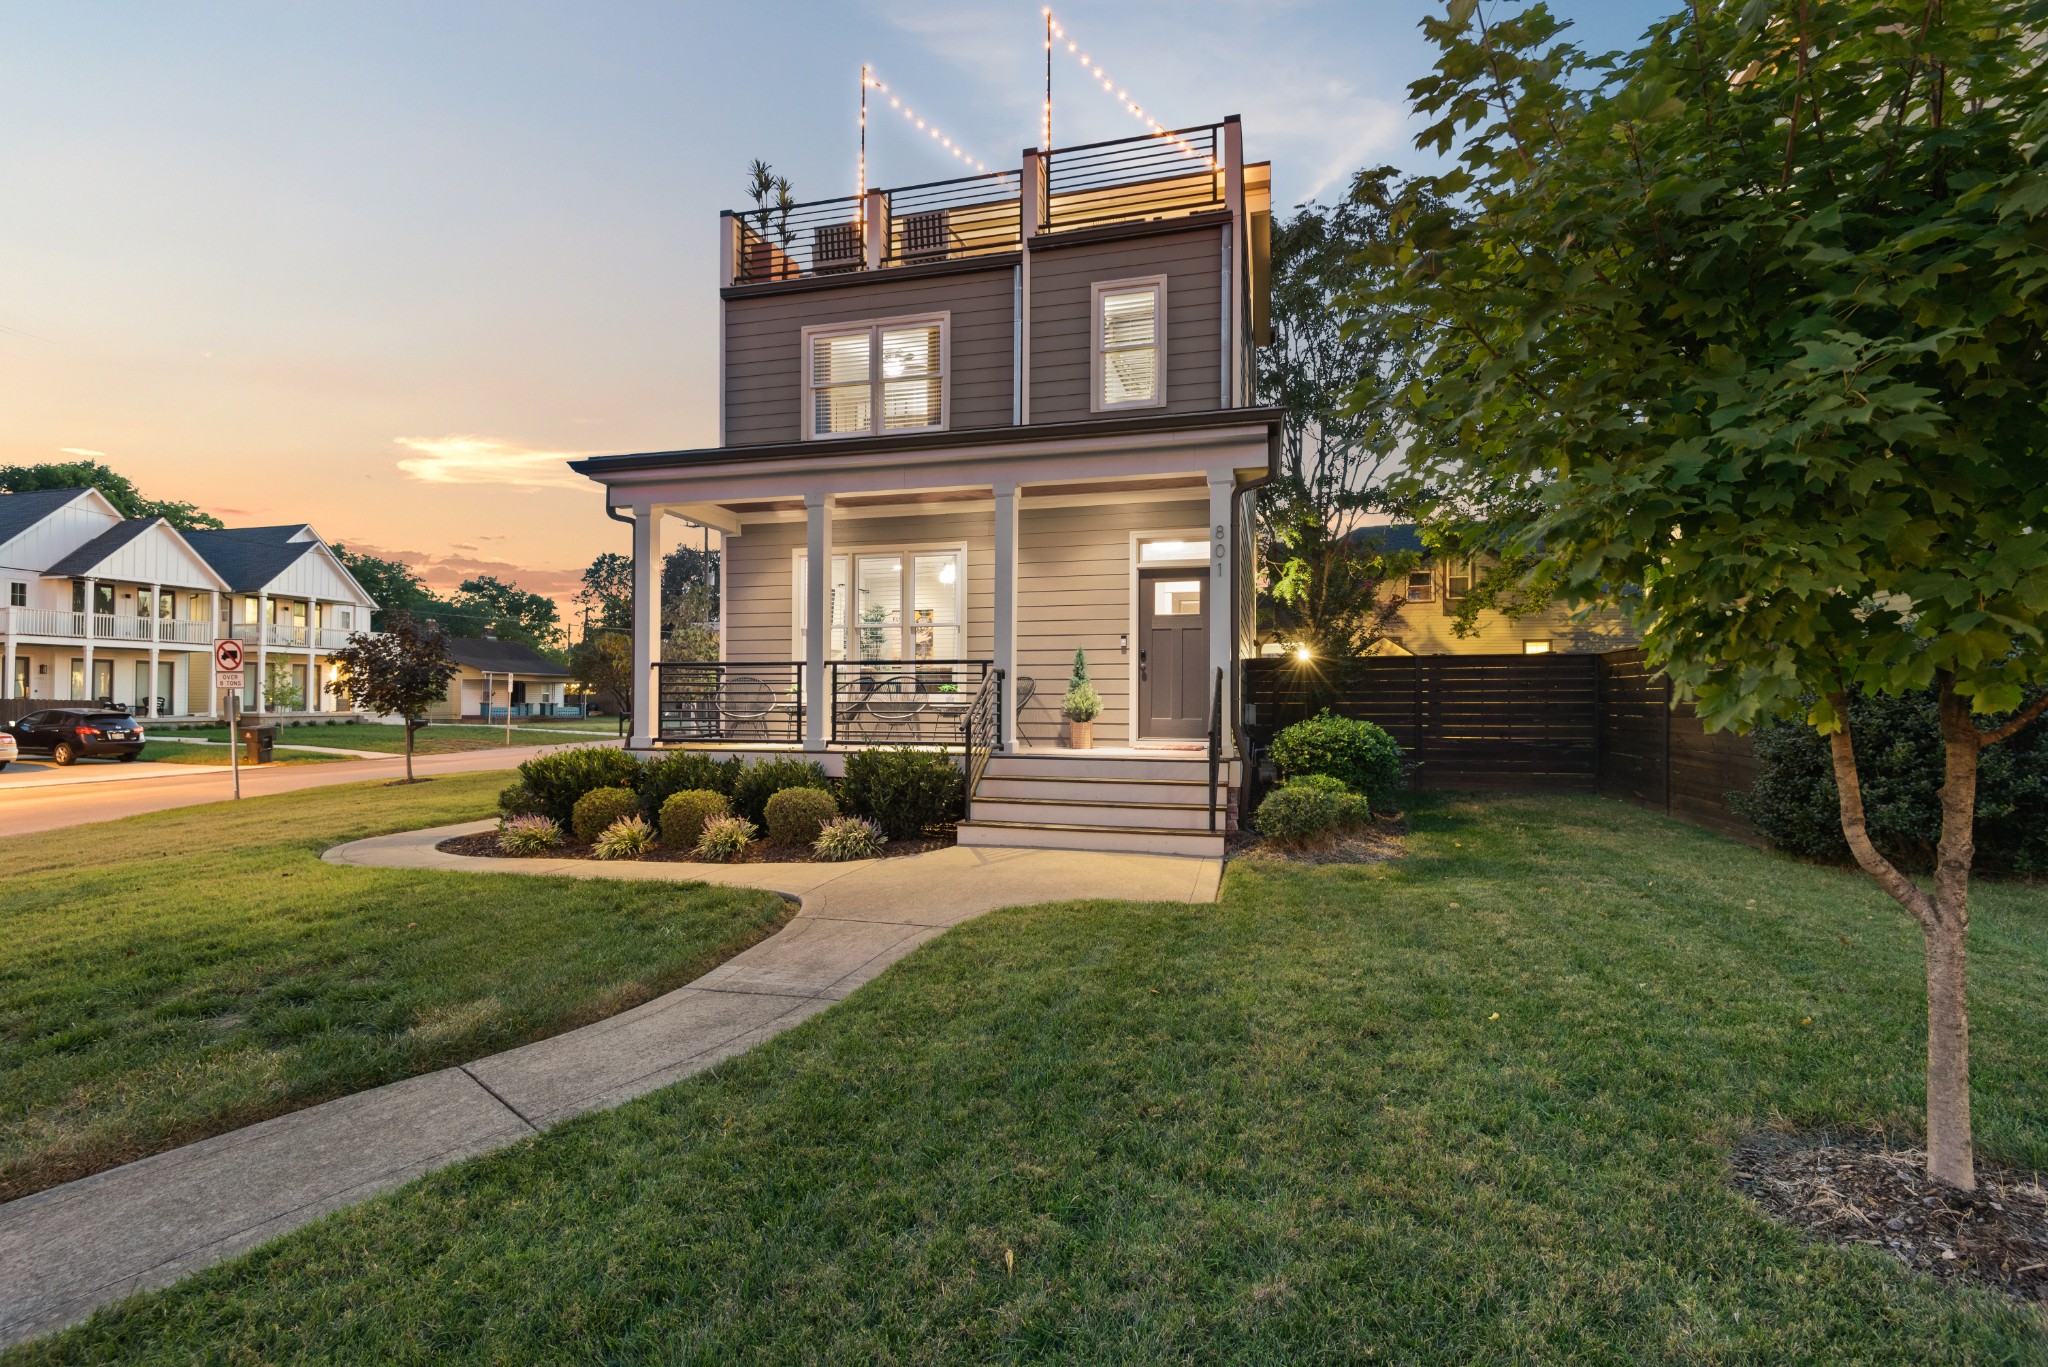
427,635,574,721
1350,524,1639,657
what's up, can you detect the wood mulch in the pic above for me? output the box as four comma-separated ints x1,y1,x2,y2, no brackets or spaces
437,829,952,865
1732,1133,2048,1304
1228,814,1408,867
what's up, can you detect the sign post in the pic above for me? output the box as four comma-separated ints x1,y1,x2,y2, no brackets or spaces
214,638,246,799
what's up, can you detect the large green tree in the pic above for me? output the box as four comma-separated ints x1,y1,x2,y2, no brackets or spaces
450,575,562,653
1367,0,2048,1189
0,460,224,531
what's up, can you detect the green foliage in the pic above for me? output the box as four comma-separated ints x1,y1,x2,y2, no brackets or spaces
1734,689,2048,875
812,815,887,862
764,787,838,846
838,747,964,840
1062,649,1102,723
638,751,739,817
451,575,562,654
592,814,655,861
693,814,756,862
1366,0,2048,732
497,782,545,819
569,632,634,721
0,459,224,530
1255,784,1345,846
658,790,730,851
516,745,642,826
728,757,831,827
324,612,460,779
1270,711,1403,812
496,815,562,856
570,787,641,845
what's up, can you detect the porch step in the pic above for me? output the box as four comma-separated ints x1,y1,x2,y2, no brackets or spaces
967,795,1221,831
976,774,1217,805
957,820,1226,858
987,752,1237,784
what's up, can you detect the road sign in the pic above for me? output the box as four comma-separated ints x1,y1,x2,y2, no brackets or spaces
213,638,245,672
215,671,245,691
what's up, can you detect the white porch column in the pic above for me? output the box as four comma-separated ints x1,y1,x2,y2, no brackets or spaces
630,506,661,747
802,492,834,751
1207,472,1236,753
207,590,221,720
147,582,161,718
304,598,319,712
3,606,15,700
991,482,1019,751
82,576,96,701
256,592,270,714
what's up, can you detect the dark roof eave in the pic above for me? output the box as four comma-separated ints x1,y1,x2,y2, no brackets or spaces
568,406,1286,480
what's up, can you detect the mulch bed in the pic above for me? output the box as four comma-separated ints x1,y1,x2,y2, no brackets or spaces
1732,1133,2048,1304
437,830,953,865
1228,814,1408,867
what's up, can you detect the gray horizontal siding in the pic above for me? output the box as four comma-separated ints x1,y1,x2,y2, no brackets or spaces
724,270,1015,446
1028,230,1223,425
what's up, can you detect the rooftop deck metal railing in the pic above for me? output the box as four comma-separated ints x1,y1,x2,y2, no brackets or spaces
725,121,1233,285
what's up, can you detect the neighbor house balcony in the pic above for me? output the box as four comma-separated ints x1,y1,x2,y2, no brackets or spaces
226,623,361,650
724,120,1238,286
4,607,220,645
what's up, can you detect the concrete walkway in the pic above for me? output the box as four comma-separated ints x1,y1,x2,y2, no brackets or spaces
0,823,1220,1349
147,735,399,759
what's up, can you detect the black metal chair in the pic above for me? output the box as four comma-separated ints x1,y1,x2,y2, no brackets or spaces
716,674,779,742
858,673,929,744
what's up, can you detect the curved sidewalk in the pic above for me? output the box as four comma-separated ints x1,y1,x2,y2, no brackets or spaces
0,824,1219,1350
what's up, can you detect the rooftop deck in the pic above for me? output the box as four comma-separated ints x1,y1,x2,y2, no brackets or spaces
723,118,1252,286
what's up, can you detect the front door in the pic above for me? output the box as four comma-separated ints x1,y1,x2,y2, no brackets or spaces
1137,568,1209,740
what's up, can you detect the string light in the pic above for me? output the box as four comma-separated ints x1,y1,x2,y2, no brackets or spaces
862,71,992,174
1041,10,1217,169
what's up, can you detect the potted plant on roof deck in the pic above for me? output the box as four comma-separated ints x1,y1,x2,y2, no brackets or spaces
1062,648,1100,749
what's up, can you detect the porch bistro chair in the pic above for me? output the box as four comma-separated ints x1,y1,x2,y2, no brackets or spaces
856,673,929,745
715,673,780,742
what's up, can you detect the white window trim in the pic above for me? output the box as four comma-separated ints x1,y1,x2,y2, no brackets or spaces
1090,275,1169,414
791,542,970,663
799,312,951,441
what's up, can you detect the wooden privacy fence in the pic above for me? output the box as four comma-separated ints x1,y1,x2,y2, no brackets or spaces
1242,649,1761,842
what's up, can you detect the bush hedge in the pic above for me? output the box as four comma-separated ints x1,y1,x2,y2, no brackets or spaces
637,752,739,818
1269,710,1404,812
571,787,642,845
497,782,545,819
1284,773,1369,829
658,790,729,851
1255,784,1344,846
729,757,832,827
839,748,964,840
1732,687,2048,874
517,746,643,825
764,787,839,845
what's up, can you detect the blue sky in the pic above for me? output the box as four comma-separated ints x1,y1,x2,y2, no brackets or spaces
0,1,1668,604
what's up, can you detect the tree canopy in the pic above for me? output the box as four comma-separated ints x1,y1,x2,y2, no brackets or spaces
0,460,224,531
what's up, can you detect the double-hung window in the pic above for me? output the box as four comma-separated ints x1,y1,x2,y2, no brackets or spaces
1092,277,1166,411
803,316,947,439
795,547,966,664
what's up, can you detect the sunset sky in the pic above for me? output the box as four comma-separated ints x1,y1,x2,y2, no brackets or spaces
3,1,1660,620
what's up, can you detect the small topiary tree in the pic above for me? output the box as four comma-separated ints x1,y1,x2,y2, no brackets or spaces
729,757,831,827
658,789,730,851
764,787,838,846
839,747,964,840
571,786,641,844
1062,648,1102,722
1270,710,1403,813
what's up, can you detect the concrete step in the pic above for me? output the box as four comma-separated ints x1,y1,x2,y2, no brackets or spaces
967,795,1222,831
975,774,1219,805
957,820,1227,858
989,752,1238,784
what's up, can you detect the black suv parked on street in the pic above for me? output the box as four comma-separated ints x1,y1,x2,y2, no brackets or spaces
5,709,147,765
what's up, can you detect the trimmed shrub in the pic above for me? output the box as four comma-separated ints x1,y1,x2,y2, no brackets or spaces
497,782,545,819
571,787,641,844
839,747,964,840
694,814,756,862
765,787,839,845
1270,710,1404,812
1283,773,1351,794
496,814,561,856
1255,784,1344,847
517,745,642,825
1283,772,1368,829
658,789,729,851
592,814,655,861
813,815,887,862
638,751,741,817
1731,686,2048,874
729,757,832,827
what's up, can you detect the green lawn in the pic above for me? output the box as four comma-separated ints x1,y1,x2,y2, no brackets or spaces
134,741,345,766
12,793,2044,1363
0,772,790,1201
149,720,615,755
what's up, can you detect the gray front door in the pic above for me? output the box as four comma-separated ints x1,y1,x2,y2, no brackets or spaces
1137,568,1209,740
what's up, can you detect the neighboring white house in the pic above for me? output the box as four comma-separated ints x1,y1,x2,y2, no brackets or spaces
0,488,379,718
428,635,574,722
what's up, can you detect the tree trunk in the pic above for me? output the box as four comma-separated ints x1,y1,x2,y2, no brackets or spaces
404,721,416,783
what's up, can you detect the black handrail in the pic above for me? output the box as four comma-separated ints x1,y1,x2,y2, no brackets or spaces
1206,665,1225,833
961,667,1003,822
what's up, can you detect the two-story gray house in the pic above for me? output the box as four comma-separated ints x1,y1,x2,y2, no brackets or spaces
570,117,1276,855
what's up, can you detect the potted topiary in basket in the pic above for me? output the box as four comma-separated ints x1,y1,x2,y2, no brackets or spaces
1062,648,1101,749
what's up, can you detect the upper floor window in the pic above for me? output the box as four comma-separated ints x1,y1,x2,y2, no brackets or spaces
1405,570,1435,603
802,316,947,439
1092,277,1166,411
7,582,23,608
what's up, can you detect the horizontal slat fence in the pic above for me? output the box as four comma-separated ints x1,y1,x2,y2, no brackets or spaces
1244,650,1761,843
